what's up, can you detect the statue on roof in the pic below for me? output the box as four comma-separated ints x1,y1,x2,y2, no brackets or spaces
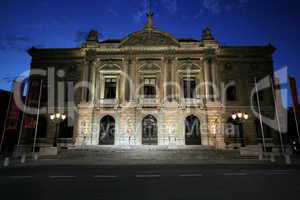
202,27,214,41
87,30,99,42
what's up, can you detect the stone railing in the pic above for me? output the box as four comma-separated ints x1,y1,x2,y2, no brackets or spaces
138,97,159,107
180,98,204,108
96,99,118,108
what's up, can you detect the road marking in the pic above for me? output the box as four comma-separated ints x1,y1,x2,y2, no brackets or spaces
93,175,117,178
265,173,289,176
136,174,161,178
223,173,247,176
271,170,291,173
179,174,203,177
9,176,32,179
50,176,76,179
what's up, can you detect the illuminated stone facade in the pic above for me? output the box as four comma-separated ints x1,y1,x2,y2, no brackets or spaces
28,14,276,149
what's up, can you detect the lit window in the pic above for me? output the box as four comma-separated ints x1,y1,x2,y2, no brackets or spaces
144,78,156,98
104,78,116,99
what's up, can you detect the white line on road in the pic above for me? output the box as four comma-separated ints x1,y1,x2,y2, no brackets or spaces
50,176,76,179
136,174,161,178
93,175,117,178
271,170,291,173
265,173,289,176
9,176,32,179
223,173,247,176
179,174,203,177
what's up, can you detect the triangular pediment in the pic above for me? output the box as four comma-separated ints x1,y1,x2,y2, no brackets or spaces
178,63,201,72
120,30,180,47
139,63,161,73
100,64,121,71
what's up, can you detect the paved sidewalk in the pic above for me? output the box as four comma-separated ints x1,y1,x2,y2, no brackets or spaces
2,148,299,168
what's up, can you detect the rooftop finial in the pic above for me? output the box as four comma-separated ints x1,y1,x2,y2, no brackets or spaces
144,0,154,31
148,0,153,15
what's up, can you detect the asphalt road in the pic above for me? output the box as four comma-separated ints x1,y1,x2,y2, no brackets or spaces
0,165,299,200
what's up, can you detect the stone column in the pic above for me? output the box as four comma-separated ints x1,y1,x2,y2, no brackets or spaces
163,58,168,103
159,59,165,104
116,76,120,104
172,58,177,101
99,73,105,99
90,64,96,103
215,117,226,149
95,72,100,101
124,59,132,102
123,59,129,103
81,62,89,102
211,59,219,102
203,58,211,102
86,61,92,102
166,58,173,101
131,58,137,101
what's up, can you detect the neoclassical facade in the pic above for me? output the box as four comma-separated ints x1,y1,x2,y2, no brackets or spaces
28,13,276,149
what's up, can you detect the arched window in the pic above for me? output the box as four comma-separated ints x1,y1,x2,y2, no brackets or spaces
226,85,237,101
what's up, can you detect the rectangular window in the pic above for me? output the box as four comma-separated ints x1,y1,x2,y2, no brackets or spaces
183,79,196,98
144,78,156,99
104,78,116,99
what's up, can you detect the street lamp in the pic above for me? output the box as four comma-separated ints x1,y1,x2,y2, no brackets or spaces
50,113,66,147
231,111,249,147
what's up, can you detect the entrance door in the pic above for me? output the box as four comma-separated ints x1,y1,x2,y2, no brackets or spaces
185,115,201,145
99,115,115,145
142,115,158,145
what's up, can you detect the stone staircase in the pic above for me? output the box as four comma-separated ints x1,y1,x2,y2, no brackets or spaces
56,146,241,164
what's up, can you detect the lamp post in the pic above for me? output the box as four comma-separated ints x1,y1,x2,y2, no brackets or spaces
50,113,66,147
231,112,249,147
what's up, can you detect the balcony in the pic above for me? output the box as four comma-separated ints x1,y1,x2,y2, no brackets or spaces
138,97,159,107
96,99,118,108
181,98,204,107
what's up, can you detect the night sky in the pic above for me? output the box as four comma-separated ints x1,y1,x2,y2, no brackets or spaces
0,0,299,104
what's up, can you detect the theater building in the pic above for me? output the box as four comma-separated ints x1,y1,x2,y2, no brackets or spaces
27,12,276,150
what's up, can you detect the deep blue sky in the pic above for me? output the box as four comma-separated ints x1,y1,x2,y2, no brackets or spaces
0,0,299,103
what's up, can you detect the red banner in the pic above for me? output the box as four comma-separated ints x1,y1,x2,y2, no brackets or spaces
289,76,300,117
274,78,283,108
27,79,41,106
24,116,36,129
6,98,20,130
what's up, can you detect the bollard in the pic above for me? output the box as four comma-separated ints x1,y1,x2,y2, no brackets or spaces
33,153,39,161
284,154,291,165
3,157,10,167
21,154,26,164
258,153,263,161
270,154,276,163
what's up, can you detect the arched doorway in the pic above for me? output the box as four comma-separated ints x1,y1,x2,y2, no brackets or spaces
185,115,201,145
99,115,115,145
142,115,158,145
